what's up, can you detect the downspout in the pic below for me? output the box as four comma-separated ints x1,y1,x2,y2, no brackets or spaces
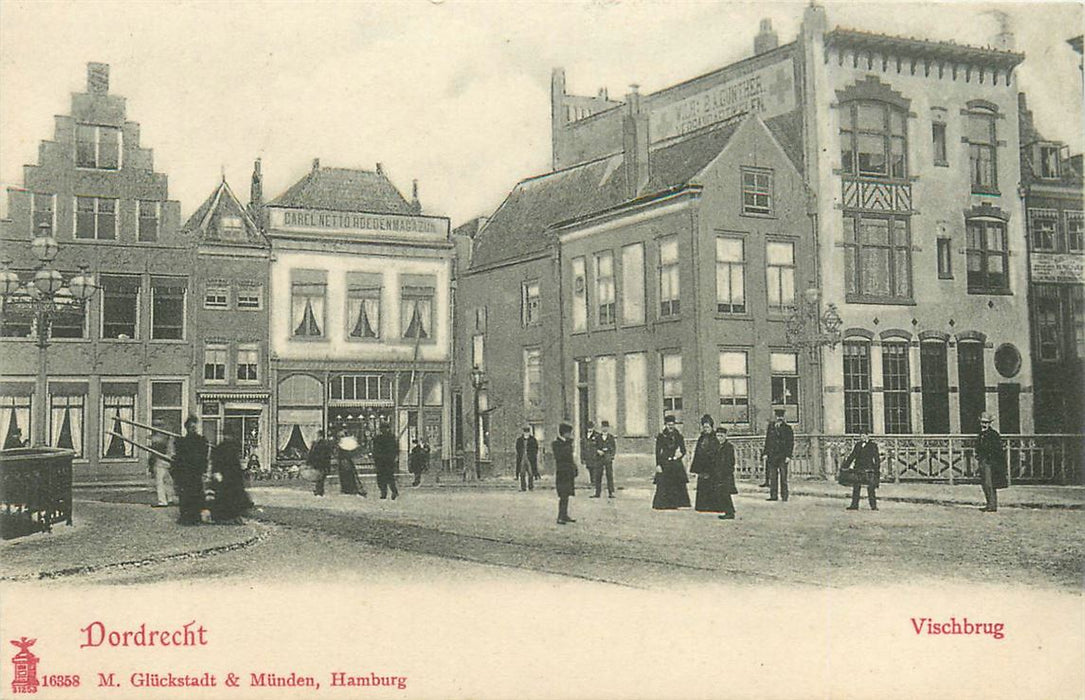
553,240,568,417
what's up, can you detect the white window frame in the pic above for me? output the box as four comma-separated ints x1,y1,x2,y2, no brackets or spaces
75,123,123,170
521,280,541,327
204,343,228,384
236,344,260,384
741,167,773,216
204,284,230,310
74,196,118,240
138,200,160,242
150,277,187,341
31,193,56,236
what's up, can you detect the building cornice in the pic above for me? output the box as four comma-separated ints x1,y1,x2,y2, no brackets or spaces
826,28,1024,71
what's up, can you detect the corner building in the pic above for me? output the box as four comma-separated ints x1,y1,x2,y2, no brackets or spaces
266,161,453,470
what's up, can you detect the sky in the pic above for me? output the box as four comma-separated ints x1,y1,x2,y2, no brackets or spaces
1,0,1082,226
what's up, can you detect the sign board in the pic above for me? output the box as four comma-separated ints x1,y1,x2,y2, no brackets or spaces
649,57,796,141
268,208,449,237
1031,253,1085,283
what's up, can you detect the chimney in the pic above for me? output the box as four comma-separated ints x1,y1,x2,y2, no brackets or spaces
551,68,568,170
754,19,779,55
87,62,110,94
410,179,422,214
376,162,384,175
622,84,650,198
989,10,1015,51
598,87,609,100
250,158,263,208
312,158,320,172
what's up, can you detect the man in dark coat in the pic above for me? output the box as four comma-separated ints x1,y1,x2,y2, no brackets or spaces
592,420,617,498
975,412,1008,512
553,422,578,524
208,427,254,524
372,421,399,500
841,432,880,511
652,414,690,509
307,429,334,496
581,420,600,488
762,409,794,502
172,415,208,525
515,426,539,492
409,439,431,487
716,425,737,520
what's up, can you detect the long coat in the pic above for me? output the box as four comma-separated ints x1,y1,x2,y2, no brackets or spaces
172,431,208,522
209,437,254,521
581,430,601,470
653,429,690,509
691,433,730,512
515,435,538,474
552,437,578,497
975,428,1008,489
409,443,430,475
597,433,616,464
762,421,794,460
372,431,399,473
307,438,335,474
841,440,881,488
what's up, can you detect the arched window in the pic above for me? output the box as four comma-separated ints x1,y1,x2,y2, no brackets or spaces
843,340,873,434
840,101,908,179
966,104,998,193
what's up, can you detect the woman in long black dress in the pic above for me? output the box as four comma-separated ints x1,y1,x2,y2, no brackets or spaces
208,429,254,524
652,415,690,509
691,415,726,513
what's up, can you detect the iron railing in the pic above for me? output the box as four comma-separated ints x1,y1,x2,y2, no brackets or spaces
0,447,73,539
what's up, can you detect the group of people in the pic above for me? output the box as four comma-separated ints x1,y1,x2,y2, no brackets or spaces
306,421,431,500
151,415,254,526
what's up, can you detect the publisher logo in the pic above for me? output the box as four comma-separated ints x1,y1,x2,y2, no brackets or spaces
10,637,40,694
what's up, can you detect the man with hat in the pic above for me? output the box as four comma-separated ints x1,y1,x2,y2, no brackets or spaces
553,422,578,524
172,415,209,525
515,425,539,492
581,420,601,489
975,412,1008,512
592,420,617,498
761,408,794,502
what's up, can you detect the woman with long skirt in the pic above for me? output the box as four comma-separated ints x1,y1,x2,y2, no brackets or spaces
208,429,255,524
652,414,690,509
691,415,726,513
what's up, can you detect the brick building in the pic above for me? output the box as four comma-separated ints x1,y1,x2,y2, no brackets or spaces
184,171,272,468
1019,94,1084,433
0,63,190,481
265,161,453,470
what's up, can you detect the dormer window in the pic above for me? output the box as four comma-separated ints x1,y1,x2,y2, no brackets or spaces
840,101,907,179
1039,145,1061,179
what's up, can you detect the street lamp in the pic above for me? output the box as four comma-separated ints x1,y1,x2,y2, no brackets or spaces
469,366,487,480
784,287,843,357
0,223,99,448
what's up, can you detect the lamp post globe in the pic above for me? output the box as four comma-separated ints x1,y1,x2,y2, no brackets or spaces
0,264,19,297
69,267,97,301
33,268,64,296
31,224,59,263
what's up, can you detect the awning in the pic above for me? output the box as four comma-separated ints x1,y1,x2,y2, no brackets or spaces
196,390,270,401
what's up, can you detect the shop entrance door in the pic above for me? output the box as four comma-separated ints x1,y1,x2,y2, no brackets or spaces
224,409,261,469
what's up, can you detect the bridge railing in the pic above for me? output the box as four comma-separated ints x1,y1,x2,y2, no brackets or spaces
0,447,74,539
726,434,1084,485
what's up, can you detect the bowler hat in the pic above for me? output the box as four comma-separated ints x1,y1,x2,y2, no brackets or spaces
663,415,677,424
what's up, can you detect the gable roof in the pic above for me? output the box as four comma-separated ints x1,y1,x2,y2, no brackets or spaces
268,165,414,214
471,111,802,270
183,179,268,248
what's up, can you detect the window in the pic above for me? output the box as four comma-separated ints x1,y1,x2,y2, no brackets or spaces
937,238,953,279
932,122,948,165
1066,211,1084,253
966,219,1009,293
524,348,542,411
401,275,436,340
329,375,393,401
1039,145,1061,179
101,383,137,458
623,352,648,435
1034,286,1061,361
0,392,33,448
770,351,799,423
966,107,998,192
237,285,263,310
840,101,907,179
32,193,55,235
347,273,381,339
204,343,227,383
151,380,185,439
843,214,912,302
521,280,540,326
220,215,245,241
75,124,120,170
661,351,683,424
659,237,680,316
920,341,950,433
151,277,186,340
843,342,873,434
716,236,746,313
1,291,34,338
882,343,911,434
100,274,140,339
472,333,485,370
277,375,323,461
75,196,117,240
621,243,645,325
718,351,750,425
957,342,986,433
237,345,259,382
594,356,617,428
204,284,229,309
741,168,773,215
1071,286,1085,359
49,289,86,339
291,269,326,338
571,257,587,331
138,200,160,242
49,388,85,458
766,241,796,311
1029,209,1058,252
595,251,616,326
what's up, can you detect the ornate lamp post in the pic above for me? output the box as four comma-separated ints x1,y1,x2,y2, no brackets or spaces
469,366,487,480
0,223,98,447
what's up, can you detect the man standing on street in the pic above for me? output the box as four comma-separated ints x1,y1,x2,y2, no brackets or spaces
841,432,880,511
553,422,578,524
172,415,208,525
372,420,400,500
592,420,617,498
581,420,600,489
762,408,794,502
308,429,334,496
515,426,539,492
409,438,431,487
975,412,1008,512
148,418,175,507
